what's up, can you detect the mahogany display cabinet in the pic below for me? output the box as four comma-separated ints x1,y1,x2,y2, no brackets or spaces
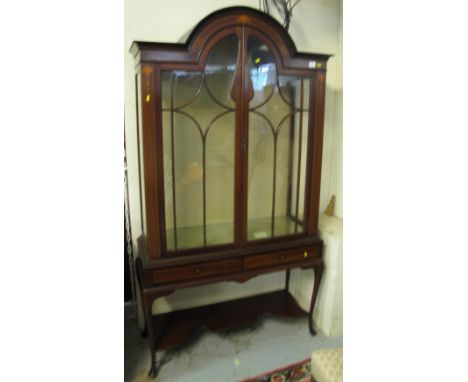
130,6,331,377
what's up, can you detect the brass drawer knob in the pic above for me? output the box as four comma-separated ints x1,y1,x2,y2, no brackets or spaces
304,251,308,258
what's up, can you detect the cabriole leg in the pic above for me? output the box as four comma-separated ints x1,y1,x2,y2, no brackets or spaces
142,292,158,378
309,261,324,335
285,269,291,291
135,258,158,377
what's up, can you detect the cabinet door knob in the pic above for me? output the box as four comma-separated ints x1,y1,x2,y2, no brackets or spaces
279,255,285,260
195,268,201,274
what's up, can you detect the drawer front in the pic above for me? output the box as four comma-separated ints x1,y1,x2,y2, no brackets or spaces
244,247,318,270
152,258,242,284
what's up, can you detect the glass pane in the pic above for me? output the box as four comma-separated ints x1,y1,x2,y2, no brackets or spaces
247,36,310,241
204,35,237,109
247,112,274,239
162,35,238,251
205,111,235,246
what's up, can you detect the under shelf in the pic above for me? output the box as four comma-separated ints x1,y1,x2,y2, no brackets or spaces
153,290,307,350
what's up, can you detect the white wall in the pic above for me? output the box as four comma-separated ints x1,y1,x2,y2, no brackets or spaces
124,0,343,331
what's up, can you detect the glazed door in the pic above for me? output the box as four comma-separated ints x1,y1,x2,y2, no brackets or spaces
243,29,312,243
161,32,241,252
160,28,313,253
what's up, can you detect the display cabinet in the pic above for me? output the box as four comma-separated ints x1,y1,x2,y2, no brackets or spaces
131,7,330,377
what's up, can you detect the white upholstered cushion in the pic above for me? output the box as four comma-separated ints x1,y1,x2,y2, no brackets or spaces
311,347,343,382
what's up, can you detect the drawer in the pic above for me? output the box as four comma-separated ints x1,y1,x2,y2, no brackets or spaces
244,247,318,270
152,258,242,284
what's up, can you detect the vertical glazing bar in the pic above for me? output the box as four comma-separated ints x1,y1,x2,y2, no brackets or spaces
202,135,207,246
170,72,178,250
271,135,278,237
241,25,252,244
294,78,304,233
286,86,296,218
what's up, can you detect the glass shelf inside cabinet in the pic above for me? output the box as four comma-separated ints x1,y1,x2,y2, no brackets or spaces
165,222,233,250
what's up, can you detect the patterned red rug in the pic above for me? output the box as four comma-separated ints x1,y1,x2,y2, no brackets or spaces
240,358,313,382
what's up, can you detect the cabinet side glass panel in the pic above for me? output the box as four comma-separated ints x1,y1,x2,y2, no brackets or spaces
161,35,238,251
246,36,310,241
285,76,310,226
136,72,147,234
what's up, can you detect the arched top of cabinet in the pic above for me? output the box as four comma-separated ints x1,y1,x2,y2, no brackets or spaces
130,6,331,72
